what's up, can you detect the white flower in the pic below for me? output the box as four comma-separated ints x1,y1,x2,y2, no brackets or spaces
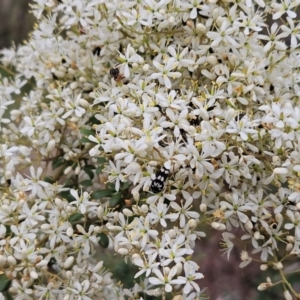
151,58,182,88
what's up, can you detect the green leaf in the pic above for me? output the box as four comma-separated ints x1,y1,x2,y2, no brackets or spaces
80,127,95,136
68,213,84,224
0,274,11,292
2,291,13,300
83,167,94,180
91,189,115,199
97,157,107,164
59,190,76,203
44,176,55,184
109,192,122,207
52,157,65,170
96,165,105,174
80,179,93,187
80,137,91,144
97,233,109,248
84,164,96,170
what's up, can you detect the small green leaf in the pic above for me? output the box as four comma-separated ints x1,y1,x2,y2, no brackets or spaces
84,164,96,170
80,127,95,136
2,291,13,300
44,176,55,184
91,189,115,199
52,157,65,170
83,168,94,180
97,157,107,164
59,190,76,203
68,213,84,224
96,165,105,174
97,233,109,248
80,137,91,143
109,192,122,207
0,274,11,292
80,179,93,187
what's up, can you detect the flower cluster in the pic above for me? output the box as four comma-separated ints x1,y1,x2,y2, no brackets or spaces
1,0,300,299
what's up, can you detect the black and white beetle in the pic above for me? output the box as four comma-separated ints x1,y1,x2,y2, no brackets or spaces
150,166,170,193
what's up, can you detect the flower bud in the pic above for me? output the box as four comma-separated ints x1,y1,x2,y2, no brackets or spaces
65,271,73,280
196,23,206,33
258,283,268,291
141,204,148,214
41,224,51,231
260,264,268,271
143,64,150,72
286,243,293,252
30,271,38,279
168,229,176,239
273,262,283,270
254,231,261,240
207,55,218,66
287,235,294,243
70,82,78,89
200,203,207,212
55,198,64,210
284,290,293,300
273,167,288,175
0,255,7,267
245,220,253,230
64,166,72,175
123,208,133,217
63,294,70,300
75,165,81,175
79,98,89,108
36,260,48,268
176,262,182,275
188,219,197,229
117,248,129,255
8,256,16,266
63,256,74,269
47,140,56,152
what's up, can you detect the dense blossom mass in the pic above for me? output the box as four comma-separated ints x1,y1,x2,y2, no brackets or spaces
1,0,300,299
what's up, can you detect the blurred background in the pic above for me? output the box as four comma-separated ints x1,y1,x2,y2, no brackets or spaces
0,0,34,49
1,1,299,299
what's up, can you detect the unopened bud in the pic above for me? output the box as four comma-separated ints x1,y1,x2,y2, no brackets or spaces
188,219,197,229
55,198,64,210
200,203,207,212
117,248,129,255
284,290,293,300
30,271,38,279
64,166,72,175
286,243,293,252
254,231,261,240
207,55,218,66
63,256,74,269
273,262,283,270
260,264,268,271
65,271,73,280
141,204,148,214
123,208,133,217
8,256,16,266
196,23,206,33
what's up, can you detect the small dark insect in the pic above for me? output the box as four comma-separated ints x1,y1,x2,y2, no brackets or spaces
150,166,170,193
52,73,59,80
234,113,246,122
93,46,101,56
110,67,125,82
